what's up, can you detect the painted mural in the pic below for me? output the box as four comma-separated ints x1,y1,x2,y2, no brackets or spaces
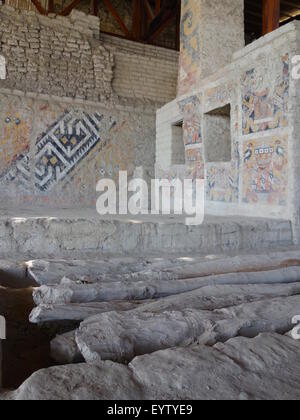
0,93,156,208
0,99,32,192
178,0,201,96
95,119,135,182
57,119,128,207
242,135,288,206
204,83,232,111
185,147,205,180
1,109,117,194
177,95,204,181
35,111,116,192
0,114,30,171
206,142,240,203
180,95,202,146
3,153,31,192
242,54,289,135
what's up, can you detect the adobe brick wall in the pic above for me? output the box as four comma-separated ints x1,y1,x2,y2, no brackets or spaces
0,5,179,208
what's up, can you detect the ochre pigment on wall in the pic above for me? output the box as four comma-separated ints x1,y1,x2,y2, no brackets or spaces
0,94,155,207
0,104,116,194
203,53,290,207
242,55,289,135
185,148,204,180
180,95,204,180
34,111,116,193
178,0,201,97
204,84,232,111
242,135,288,206
206,142,240,204
0,5,178,207
160,49,291,207
241,53,290,207
203,85,240,204
156,4,297,223
181,96,202,146
0,97,33,194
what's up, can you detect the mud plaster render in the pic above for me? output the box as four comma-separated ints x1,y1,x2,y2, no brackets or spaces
178,0,244,97
0,93,158,208
0,5,179,208
156,20,300,241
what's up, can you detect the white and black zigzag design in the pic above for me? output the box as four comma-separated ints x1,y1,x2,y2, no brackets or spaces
3,153,31,191
3,111,116,192
35,111,106,192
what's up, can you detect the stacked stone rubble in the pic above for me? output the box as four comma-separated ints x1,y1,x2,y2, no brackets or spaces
0,6,113,101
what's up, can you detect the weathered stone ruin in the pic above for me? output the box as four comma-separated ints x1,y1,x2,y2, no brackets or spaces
0,0,300,401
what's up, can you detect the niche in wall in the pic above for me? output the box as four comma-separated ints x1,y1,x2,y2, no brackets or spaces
171,120,185,165
204,104,232,163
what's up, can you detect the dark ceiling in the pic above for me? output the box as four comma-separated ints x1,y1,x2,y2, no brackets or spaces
21,0,300,49
146,0,300,48
245,0,300,42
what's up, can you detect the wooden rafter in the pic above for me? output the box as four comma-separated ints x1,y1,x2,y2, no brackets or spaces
132,0,143,40
244,0,299,42
144,0,155,20
155,0,161,15
48,0,55,13
28,0,182,50
92,0,99,17
262,0,281,35
103,0,131,39
27,1,300,50
145,0,178,41
31,0,47,15
61,0,82,16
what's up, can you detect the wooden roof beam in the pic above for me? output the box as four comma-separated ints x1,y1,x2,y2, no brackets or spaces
132,0,144,40
145,0,178,41
31,0,47,15
262,0,280,35
61,0,82,16
102,0,131,39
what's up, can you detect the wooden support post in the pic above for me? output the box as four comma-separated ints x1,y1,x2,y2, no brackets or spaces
92,0,99,16
144,0,155,21
103,0,131,38
262,0,280,35
146,0,177,42
155,0,161,15
61,0,82,16
31,0,47,15
48,0,55,14
132,0,143,41
175,0,180,51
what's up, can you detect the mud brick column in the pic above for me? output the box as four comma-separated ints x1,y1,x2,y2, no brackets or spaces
178,0,245,96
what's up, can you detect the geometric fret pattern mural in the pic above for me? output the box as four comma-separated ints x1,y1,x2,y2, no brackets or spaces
3,153,31,190
2,111,116,193
35,111,104,192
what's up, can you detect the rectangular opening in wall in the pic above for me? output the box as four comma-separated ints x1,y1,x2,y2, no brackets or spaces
171,121,185,165
204,104,232,163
